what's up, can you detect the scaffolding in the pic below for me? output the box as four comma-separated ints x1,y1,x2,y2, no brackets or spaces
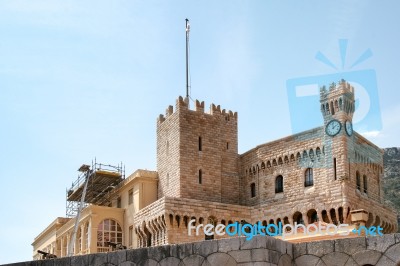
66,159,125,218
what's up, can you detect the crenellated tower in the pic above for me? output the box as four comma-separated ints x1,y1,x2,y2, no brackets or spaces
156,96,240,204
320,79,355,184
320,79,355,126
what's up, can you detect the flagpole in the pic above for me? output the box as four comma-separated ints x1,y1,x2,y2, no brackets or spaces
185,18,190,98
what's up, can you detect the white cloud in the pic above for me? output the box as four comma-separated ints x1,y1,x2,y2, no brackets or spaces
359,130,380,138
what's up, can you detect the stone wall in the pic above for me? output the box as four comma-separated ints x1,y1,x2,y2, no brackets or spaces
10,234,400,266
239,127,397,232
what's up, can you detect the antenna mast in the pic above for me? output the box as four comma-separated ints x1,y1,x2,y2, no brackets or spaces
185,18,190,98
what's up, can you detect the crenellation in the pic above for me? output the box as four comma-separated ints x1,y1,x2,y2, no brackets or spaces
195,100,204,112
158,114,165,123
210,103,221,115
166,105,173,117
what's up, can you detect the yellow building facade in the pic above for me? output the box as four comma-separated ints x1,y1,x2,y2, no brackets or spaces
32,170,157,259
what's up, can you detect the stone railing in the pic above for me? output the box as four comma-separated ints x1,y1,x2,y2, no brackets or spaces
96,247,111,253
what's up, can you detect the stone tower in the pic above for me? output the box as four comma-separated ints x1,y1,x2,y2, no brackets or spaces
320,79,355,183
156,96,240,204
320,79,355,127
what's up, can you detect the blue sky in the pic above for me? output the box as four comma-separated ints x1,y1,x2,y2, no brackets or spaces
1,1,400,263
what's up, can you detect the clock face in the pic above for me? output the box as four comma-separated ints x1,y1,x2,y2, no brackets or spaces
345,120,353,136
325,119,341,136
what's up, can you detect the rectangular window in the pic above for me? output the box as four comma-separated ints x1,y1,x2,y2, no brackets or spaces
199,169,202,184
363,175,368,194
198,136,202,151
128,189,133,205
275,175,283,193
226,142,229,150
333,158,337,180
117,197,121,208
250,183,256,197
128,226,133,247
305,168,314,187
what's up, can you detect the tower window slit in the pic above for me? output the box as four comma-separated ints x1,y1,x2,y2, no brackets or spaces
198,136,202,151
198,169,202,184
333,157,337,180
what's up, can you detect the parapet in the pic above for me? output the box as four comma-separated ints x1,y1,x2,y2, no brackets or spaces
320,79,354,100
157,96,238,124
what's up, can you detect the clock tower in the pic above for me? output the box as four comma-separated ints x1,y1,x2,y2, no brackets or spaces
320,79,355,183
320,79,355,129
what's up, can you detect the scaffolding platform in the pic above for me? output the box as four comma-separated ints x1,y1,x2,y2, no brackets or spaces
66,160,125,218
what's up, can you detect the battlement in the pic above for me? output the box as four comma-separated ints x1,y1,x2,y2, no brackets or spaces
319,79,355,118
320,79,354,100
157,96,238,124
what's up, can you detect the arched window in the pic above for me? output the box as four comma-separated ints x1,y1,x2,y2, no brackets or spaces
338,207,344,223
305,168,313,187
250,183,256,198
321,210,330,223
97,219,123,248
302,150,308,161
356,171,361,190
183,216,189,227
363,175,368,194
296,152,301,162
307,209,318,224
316,147,321,160
275,175,283,193
309,149,314,161
293,211,304,225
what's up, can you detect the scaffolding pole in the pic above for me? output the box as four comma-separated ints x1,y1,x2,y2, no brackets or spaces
67,166,91,257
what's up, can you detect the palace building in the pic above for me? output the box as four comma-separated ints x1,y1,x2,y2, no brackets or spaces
32,80,398,259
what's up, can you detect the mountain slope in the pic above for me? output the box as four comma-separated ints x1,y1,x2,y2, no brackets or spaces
383,147,400,231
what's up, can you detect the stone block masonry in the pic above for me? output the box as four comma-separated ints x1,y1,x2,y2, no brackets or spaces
8,234,400,266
